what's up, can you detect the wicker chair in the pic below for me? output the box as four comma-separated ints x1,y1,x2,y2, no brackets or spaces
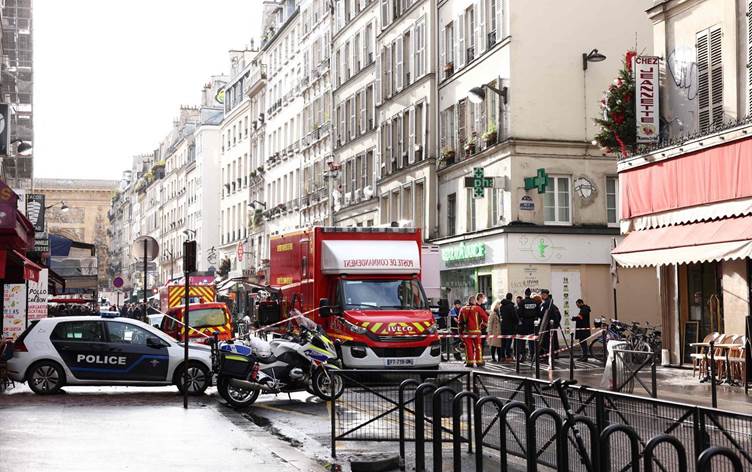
727,336,747,386
690,332,720,379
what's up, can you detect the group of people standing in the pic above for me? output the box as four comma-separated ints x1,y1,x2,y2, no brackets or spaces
448,288,592,368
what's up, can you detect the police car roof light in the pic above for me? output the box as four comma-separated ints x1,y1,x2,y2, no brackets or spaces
100,311,120,318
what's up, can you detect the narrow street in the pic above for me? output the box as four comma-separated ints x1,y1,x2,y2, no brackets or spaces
0,385,327,472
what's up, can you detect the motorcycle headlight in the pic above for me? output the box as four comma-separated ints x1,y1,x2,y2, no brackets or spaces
343,319,368,335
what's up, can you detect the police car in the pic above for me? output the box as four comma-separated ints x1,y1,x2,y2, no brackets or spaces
6,315,214,395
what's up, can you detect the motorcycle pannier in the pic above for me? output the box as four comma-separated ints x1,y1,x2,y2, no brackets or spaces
219,351,256,378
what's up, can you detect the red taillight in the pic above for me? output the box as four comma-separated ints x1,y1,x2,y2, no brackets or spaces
13,339,27,352
251,363,260,381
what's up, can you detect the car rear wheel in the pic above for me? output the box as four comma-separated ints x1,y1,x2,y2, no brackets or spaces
28,361,65,395
175,362,210,395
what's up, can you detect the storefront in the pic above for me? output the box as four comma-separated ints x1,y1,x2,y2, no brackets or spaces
614,127,752,365
437,229,618,330
0,180,39,340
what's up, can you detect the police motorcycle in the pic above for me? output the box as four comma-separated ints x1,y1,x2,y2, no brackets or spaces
215,314,344,408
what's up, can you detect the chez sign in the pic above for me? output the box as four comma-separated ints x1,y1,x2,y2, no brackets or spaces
634,56,660,143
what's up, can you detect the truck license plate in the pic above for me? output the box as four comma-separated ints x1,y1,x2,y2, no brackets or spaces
385,358,415,367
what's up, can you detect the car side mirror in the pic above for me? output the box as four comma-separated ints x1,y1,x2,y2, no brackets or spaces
146,336,163,348
319,298,331,317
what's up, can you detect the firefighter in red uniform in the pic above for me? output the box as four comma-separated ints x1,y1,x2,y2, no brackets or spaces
458,295,489,367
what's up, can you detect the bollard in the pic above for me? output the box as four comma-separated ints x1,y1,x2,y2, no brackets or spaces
709,340,717,408
651,349,658,398
432,386,457,472
398,379,420,471
569,332,575,381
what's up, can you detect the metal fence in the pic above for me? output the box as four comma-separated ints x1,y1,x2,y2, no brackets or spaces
330,369,752,471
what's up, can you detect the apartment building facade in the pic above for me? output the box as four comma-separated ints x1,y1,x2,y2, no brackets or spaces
613,0,752,365
246,60,268,277
331,0,379,226
219,50,257,275
433,0,654,323
263,2,305,239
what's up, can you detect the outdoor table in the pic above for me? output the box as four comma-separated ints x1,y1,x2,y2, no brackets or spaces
713,343,741,386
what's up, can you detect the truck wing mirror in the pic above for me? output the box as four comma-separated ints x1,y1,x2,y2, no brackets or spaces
319,298,331,317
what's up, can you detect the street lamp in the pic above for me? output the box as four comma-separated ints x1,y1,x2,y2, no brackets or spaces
249,200,267,210
468,84,508,105
582,49,607,70
45,201,69,212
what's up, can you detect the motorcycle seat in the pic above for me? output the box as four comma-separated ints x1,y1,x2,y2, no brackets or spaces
256,354,277,364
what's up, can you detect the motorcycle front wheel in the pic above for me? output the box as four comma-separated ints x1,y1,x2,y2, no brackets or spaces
311,367,344,401
217,376,261,408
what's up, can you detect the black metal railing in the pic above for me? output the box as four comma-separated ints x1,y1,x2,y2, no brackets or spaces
330,369,752,471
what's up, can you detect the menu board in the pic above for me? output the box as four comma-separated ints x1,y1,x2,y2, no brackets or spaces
2,284,27,340
27,269,49,321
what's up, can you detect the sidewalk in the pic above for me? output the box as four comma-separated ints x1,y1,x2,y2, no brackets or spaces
0,385,326,472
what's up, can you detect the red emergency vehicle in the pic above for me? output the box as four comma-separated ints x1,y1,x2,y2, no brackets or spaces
269,227,440,368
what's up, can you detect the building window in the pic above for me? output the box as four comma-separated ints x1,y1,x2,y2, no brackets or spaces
447,193,456,236
415,17,425,78
606,176,619,226
544,176,571,225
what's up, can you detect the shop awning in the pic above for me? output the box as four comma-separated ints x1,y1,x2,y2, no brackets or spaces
0,250,43,281
612,216,752,267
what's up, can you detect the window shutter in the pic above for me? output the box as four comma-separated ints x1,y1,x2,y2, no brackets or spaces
377,126,383,178
361,26,368,66
375,48,382,105
408,106,416,163
396,37,403,91
457,98,467,147
360,90,367,134
478,0,486,53
421,102,427,153
697,30,710,130
440,25,446,79
709,26,723,125
386,121,393,171
385,44,393,97
458,13,466,67
409,27,415,83
495,0,502,39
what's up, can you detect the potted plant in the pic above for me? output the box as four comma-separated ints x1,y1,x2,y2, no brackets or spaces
464,137,477,156
441,146,456,165
482,122,497,146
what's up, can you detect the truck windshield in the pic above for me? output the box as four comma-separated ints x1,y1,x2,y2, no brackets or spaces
340,279,428,310
186,308,227,328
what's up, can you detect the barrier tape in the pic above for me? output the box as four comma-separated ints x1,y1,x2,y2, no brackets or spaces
248,306,323,334
539,329,606,358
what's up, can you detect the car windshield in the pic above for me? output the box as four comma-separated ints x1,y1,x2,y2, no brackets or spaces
187,308,227,328
340,279,428,310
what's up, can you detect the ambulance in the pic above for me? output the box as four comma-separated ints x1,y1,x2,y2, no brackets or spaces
267,227,440,369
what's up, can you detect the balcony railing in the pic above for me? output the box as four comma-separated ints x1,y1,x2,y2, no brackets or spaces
487,31,497,49
466,47,475,63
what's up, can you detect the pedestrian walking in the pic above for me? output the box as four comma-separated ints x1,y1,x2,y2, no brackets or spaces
487,301,502,362
517,288,539,361
499,293,518,361
458,295,488,368
574,299,592,360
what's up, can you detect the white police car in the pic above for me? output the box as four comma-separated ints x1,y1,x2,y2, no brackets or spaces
6,315,214,395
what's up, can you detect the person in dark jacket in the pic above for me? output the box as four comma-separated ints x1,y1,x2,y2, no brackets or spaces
574,299,592,360
538,289,561,358
498,293,518,361
517,288,539,361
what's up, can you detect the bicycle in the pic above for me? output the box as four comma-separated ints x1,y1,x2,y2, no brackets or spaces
588,318,628,362
543,379,593,472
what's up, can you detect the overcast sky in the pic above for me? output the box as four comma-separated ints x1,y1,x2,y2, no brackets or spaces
33,0,260,181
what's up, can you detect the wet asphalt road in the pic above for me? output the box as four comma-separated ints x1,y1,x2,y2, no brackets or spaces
0,384,327,472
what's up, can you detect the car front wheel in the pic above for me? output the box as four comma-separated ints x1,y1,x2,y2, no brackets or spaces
28,361,65,395
175,361,210,395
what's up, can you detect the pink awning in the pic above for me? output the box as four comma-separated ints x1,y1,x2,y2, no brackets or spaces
612,216,752,267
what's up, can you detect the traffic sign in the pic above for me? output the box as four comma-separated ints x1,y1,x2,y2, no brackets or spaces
132,236,160,261
113,276,124,288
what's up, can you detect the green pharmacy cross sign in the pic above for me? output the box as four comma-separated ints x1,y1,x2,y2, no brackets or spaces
464,167,496,199
524,168,549,194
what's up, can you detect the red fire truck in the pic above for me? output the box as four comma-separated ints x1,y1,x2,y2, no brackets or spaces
268,227,440,369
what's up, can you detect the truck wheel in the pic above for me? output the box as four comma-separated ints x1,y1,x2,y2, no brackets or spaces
217,376,260,408
311,368,344,400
